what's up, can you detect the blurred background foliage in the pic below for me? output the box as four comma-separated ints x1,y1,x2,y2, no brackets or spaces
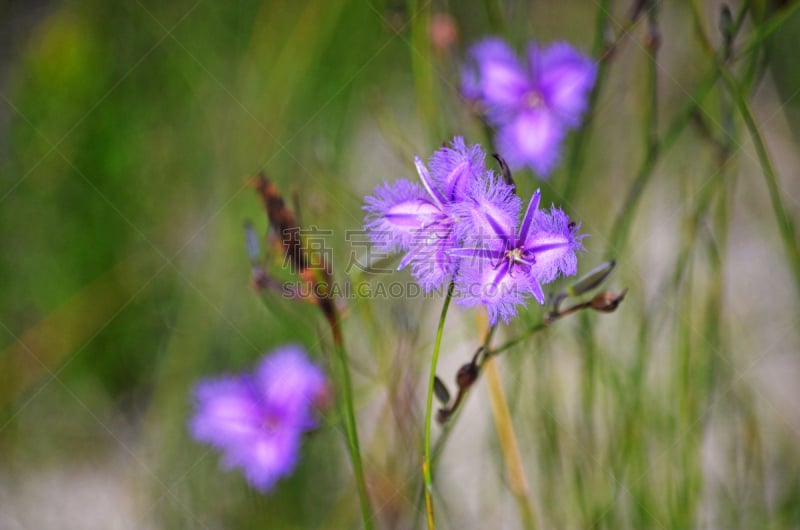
1,0,799,528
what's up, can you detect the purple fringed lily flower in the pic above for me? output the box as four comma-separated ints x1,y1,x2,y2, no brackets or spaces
453,189,584,324
463,39,597,176
190,345,328,492
363,137,517,291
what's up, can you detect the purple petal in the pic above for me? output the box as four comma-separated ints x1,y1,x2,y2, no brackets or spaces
455,258,537,324
427,136,486,201
537,42,597,127
465,38,530,112
448,247,502,261
225,428,302,492
190,376,261,449
255,346,327,429
517,189,541,244
414,156,446,206
523,206,584,284
525,41,543,82
405,225,459,291
363,179,443,251
449,172,520,250
496,109,565,176
461,64,481,101
529,277,545,304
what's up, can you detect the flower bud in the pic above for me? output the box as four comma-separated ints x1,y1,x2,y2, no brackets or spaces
456,362,479,391
434,376,451,405
567,260,616,297
589,289,628,313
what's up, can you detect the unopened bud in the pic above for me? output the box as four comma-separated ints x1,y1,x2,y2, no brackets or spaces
590,289,628,313
567,260,616,297
434,376,451,405
456,362,479,391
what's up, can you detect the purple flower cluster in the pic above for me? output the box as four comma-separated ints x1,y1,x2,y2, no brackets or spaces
462,39,597,177
363,137,584,324
190,345,328,492
364,137,519,292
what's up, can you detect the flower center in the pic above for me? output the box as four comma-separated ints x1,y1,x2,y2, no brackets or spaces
262,413,281,433
506,247,525,264
524,89,543,109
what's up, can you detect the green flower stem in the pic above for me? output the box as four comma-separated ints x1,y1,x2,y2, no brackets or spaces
482,0,506,33
408,0,439,143
486,322,548,360
430,321,551,468
736,2,800,58
422,281,455,530
429,324,499,467
688,1,800,298
721,70,800,298
605,2,794,260
606,1,660,258
606,69,720,258
326,307,374,530
334,345,372,529
561,0,613,205
421,307,609,524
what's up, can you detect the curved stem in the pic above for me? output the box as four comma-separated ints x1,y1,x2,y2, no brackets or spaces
422,282,455,530
487,322,548,359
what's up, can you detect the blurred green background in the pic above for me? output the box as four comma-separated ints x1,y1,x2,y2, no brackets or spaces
1,0,800,528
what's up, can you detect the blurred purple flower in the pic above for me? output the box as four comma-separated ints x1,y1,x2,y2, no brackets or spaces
463,38,597,176
453,189,584,324
363,136,517,291
190,345,327,492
